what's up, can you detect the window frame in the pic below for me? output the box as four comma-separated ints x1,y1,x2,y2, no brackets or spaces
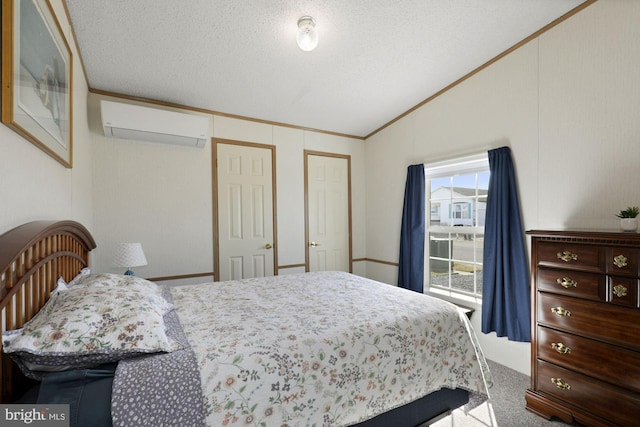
423,153,489,304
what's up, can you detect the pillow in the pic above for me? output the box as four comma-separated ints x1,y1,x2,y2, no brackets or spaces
71,272,156,290
53,277,69,294
2,281,179,379
69,273,172,314
68,267,91,286
54,267,91,292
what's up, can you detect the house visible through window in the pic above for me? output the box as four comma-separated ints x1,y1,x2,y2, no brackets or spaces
424,154,489,302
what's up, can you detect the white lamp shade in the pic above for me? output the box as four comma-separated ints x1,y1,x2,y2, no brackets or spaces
113,243,147,269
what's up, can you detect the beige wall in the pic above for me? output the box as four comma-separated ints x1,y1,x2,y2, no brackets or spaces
89,94,215,278
88,96,366,279
0,1,93,236
364,0,640,374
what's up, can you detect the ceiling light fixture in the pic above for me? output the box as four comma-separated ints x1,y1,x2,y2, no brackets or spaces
297,16,318,52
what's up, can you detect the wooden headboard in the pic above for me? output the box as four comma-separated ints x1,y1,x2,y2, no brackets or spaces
0,220,96,402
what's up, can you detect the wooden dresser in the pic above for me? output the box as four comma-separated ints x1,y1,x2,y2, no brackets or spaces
526,230,640,427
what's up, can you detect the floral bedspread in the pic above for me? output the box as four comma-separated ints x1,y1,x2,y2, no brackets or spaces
170,271,492,426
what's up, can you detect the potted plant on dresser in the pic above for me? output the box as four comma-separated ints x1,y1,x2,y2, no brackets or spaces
617,206,639,232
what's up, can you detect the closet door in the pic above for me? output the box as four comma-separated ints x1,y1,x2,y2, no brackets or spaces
305,151,351,272
215,140,276,281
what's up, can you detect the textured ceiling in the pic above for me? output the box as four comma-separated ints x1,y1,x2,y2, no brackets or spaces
64,0,587,138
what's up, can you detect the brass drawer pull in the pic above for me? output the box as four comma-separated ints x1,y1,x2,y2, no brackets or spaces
613,284,628,298
556,277,577,289
551,306,571,317
551,377,571,390
551,342,572,354
557,251,578,263
613,254,628,268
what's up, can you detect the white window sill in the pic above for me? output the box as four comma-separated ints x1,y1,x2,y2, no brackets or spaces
427,287,480,319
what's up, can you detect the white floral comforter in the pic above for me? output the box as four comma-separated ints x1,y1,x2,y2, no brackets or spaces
170,271,492,426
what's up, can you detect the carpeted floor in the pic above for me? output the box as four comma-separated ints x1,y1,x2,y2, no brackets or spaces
429,360,578,427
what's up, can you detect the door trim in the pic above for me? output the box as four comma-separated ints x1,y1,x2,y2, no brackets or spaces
304,150,352,273
212,138,278,281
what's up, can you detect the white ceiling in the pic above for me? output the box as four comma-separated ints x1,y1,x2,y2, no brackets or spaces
64,0,587,138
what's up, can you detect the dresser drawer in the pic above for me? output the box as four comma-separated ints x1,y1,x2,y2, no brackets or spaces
538,241,604,272
537,292,640,351
606,246,640,277
537,326,640,393
537,267,606,301
608,276,639,308
536,360,640,427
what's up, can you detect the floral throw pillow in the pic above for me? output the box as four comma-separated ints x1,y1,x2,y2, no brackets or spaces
2,281,179,379
69,273,172,314
68,267,91,286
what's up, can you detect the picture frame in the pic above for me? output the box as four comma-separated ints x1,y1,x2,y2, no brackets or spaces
1,0,73,168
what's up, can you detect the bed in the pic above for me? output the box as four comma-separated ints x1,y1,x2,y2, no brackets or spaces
0,220,492,426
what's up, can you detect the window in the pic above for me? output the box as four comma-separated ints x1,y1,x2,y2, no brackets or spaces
430,202,440,221
425,154,489,302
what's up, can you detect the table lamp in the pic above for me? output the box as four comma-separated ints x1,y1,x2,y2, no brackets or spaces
113,243,147,276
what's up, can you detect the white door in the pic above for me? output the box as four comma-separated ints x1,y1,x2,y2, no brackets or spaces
216,142,276,281
306,153,351,272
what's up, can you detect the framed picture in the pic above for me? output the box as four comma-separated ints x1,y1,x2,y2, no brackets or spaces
1,0,73,168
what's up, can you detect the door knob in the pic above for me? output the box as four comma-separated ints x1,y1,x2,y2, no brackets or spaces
265,243,272,249
309,242,320,247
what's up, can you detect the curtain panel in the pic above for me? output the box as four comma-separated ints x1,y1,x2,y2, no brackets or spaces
481,147,530,342
398,164,425,293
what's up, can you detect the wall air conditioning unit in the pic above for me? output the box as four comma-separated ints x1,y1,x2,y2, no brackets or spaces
100,100,209,148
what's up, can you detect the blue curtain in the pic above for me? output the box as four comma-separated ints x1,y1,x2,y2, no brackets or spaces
398,164,425,293
482,147,531,342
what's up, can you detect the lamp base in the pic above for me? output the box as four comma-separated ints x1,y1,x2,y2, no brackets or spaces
124,269,135,276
